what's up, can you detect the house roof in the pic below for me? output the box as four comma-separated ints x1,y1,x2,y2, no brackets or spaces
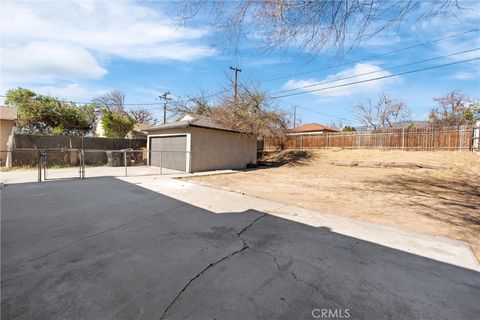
145,115,247,134
133,123,156,132
0,106,18,121
291,123,340,133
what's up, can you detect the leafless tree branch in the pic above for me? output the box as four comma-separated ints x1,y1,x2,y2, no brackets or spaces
355,92,411,130
175,1,461,53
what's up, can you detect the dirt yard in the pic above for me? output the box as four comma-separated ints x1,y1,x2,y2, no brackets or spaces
187,149,480,261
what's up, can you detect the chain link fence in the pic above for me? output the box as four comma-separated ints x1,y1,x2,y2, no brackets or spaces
1,150,42,184
0,148,190,184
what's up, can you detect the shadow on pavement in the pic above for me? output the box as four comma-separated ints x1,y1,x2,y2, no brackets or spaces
1,177,479,320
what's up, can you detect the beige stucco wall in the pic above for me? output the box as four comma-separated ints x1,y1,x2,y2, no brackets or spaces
1,119,15,160
94,121,105,137
190,127,256,172
147,126,257,172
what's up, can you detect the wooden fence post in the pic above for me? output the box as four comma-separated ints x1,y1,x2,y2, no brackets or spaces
459,125,464,151
473,122,480,152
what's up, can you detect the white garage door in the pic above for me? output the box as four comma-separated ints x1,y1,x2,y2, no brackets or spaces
149,135,187,171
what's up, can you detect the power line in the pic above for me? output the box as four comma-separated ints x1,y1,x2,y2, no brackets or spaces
261,28,479,82
299,105,348,121
271,56,480,99
275,98,347,121
273,47,480,95
0,89,227,107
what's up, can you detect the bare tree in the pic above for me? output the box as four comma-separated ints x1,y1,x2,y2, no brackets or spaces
170,82,290,137
211,85,290,138
92,90,125,111
170,95,213,119
428,90,474,126
129,108,158,125
330,120,345,130
176,1,461,53
355,93,411,130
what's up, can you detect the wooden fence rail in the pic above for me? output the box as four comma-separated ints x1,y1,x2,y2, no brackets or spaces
262,126,477,151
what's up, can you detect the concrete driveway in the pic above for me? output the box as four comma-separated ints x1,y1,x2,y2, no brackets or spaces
1,178,479,320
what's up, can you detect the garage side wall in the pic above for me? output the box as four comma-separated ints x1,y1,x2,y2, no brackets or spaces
190,127,257,172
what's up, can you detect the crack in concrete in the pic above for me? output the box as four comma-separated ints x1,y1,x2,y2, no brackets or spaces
235,216,330,302
288,268,327,300
237,214,266,236
159,213,266,320
158,245,247,320
247,246,330,302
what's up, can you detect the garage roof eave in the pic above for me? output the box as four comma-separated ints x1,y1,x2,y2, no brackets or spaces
145,121,254,135
144,121,190,132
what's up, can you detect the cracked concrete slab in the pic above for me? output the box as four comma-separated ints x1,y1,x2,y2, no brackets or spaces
118,176,480,271
1,177,479,320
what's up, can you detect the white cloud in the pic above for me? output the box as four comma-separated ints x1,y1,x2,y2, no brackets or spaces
33,84,98,101
451,71,476,80
245,57,287,67
2,42,107,83
0,0,215,61
283,63,398,97
0,0,215,86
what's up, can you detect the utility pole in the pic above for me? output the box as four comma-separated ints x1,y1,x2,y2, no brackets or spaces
229,66,241,105
159,92,170,124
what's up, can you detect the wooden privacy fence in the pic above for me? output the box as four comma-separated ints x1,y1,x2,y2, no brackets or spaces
262,126,477,151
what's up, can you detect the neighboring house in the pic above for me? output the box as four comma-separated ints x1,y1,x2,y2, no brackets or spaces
94,119,106,138
145,114,257,173
95,120,154,139
0,106,18,165
126,123,156,140
290,123,340,135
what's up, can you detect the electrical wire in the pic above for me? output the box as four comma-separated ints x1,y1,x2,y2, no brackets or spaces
275,98,348,121
0,89,227,107
261,28,479,82
271,57,480,99
273,48,480,95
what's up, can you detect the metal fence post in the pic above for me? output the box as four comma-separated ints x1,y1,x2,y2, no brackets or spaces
160,151,163,175
43,151,47,181
37,150,42,182
78,149,81,178
80,149,85,179
124,150,127,176
189,151,192,173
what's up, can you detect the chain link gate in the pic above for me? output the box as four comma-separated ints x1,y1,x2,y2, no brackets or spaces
41,149,83,181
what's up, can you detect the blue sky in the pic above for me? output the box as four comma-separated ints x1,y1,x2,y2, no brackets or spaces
1,0,479,126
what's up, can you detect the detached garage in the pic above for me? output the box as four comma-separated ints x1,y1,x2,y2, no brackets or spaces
145,115,257,173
